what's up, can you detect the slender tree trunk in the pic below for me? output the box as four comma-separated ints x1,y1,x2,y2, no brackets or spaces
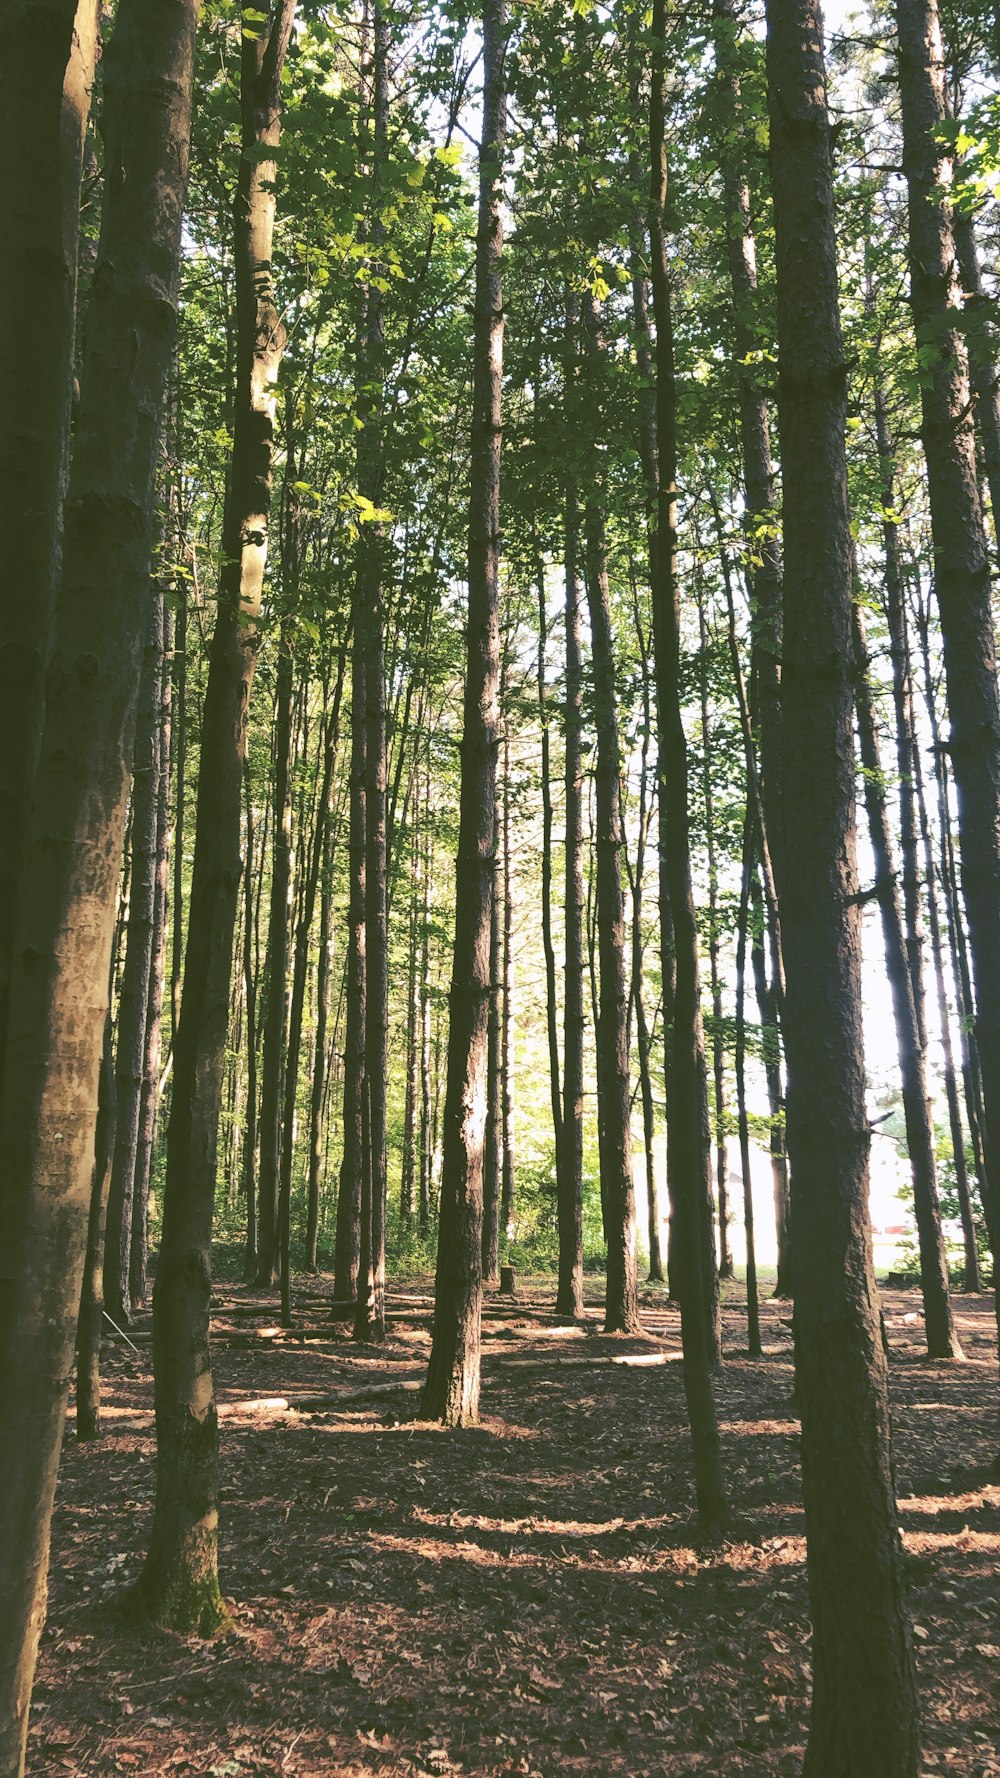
418,774,433,1237
105,590,165,1324
256,628,294,1288
578,291,639,1338
76,1017,117,1442
335,640,366,1304
896,0,1000,1283
536,570,563,1173
734,818,762,1358
764,0,919,1766
139,0,296,1637
241,777,261,1275
852,600,959,1359
482,846,501,1282
500,724,516,1239
422,0,506,1426
556,484,585,1320
0,0,199,1762
400,841,419,1232
354,1,390,1346
648,3,726,1530
306,826,334,1271
283,650,345,1310
131,601,174,1310
0,0,99,1070
697,582,732,1279
171,590,188,1046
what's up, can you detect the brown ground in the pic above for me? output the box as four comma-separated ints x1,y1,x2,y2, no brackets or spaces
29,1280,1000,1777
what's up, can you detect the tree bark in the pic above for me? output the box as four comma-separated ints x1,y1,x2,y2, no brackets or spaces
555,482,586,1320
104,589,165,1325
0,0,199,1762
648,0,727,1529
256,626,294,1288
139,0,296,1638
306,825,334,1271
131,598,174,1311
735,818,762,1358
0,0,99,1070
578,291,639,1338
765,0,919,1765
422,0,506,1425
696,581,732,1280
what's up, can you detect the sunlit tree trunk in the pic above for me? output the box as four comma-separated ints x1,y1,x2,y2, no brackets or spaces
556,482,585,1320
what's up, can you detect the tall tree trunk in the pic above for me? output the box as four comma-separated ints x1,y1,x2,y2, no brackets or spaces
500,722,516,1240
896,0,1000,1286
355,1,390,1346
241,776,261,1276
0,0,99,1071
76,1016,117,1442
696,581,732,1280
139,0,296,1637
256,626,294,1288
104,589,165,1324
0,0,199,1762
482,846,501,1282
556,485,585,1320
852,600,959,1359
648,3,727,1533
400,833,419,1233
171,589,188,1046
734,817,762,1358
306,825,334,1271
335,642,366,1304
418,768,434,1237
536,569,563,1175
578,291,639,1338
422,0,506,1426
764,0,919,1766
282,649,346,1313
131,600,174,1310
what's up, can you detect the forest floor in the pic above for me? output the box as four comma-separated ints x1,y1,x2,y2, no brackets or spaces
30,1277,1000,1777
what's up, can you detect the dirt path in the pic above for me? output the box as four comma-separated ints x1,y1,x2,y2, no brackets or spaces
29,1280,1000,1776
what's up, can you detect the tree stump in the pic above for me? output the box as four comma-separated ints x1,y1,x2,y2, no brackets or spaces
499,1265,516,1297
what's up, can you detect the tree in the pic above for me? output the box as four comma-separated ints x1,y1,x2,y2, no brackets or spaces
764,0,919,1767
139,0,297,1635
0,0,199,1762
422,0,507,1426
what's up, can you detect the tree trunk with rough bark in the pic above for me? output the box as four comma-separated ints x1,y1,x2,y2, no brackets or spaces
556,484,586,1321
139,0,296,1639
0,0,99,1073
648,0,727,1529
0,0,199,1761
765,0,920,1765
422,0,506,1425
